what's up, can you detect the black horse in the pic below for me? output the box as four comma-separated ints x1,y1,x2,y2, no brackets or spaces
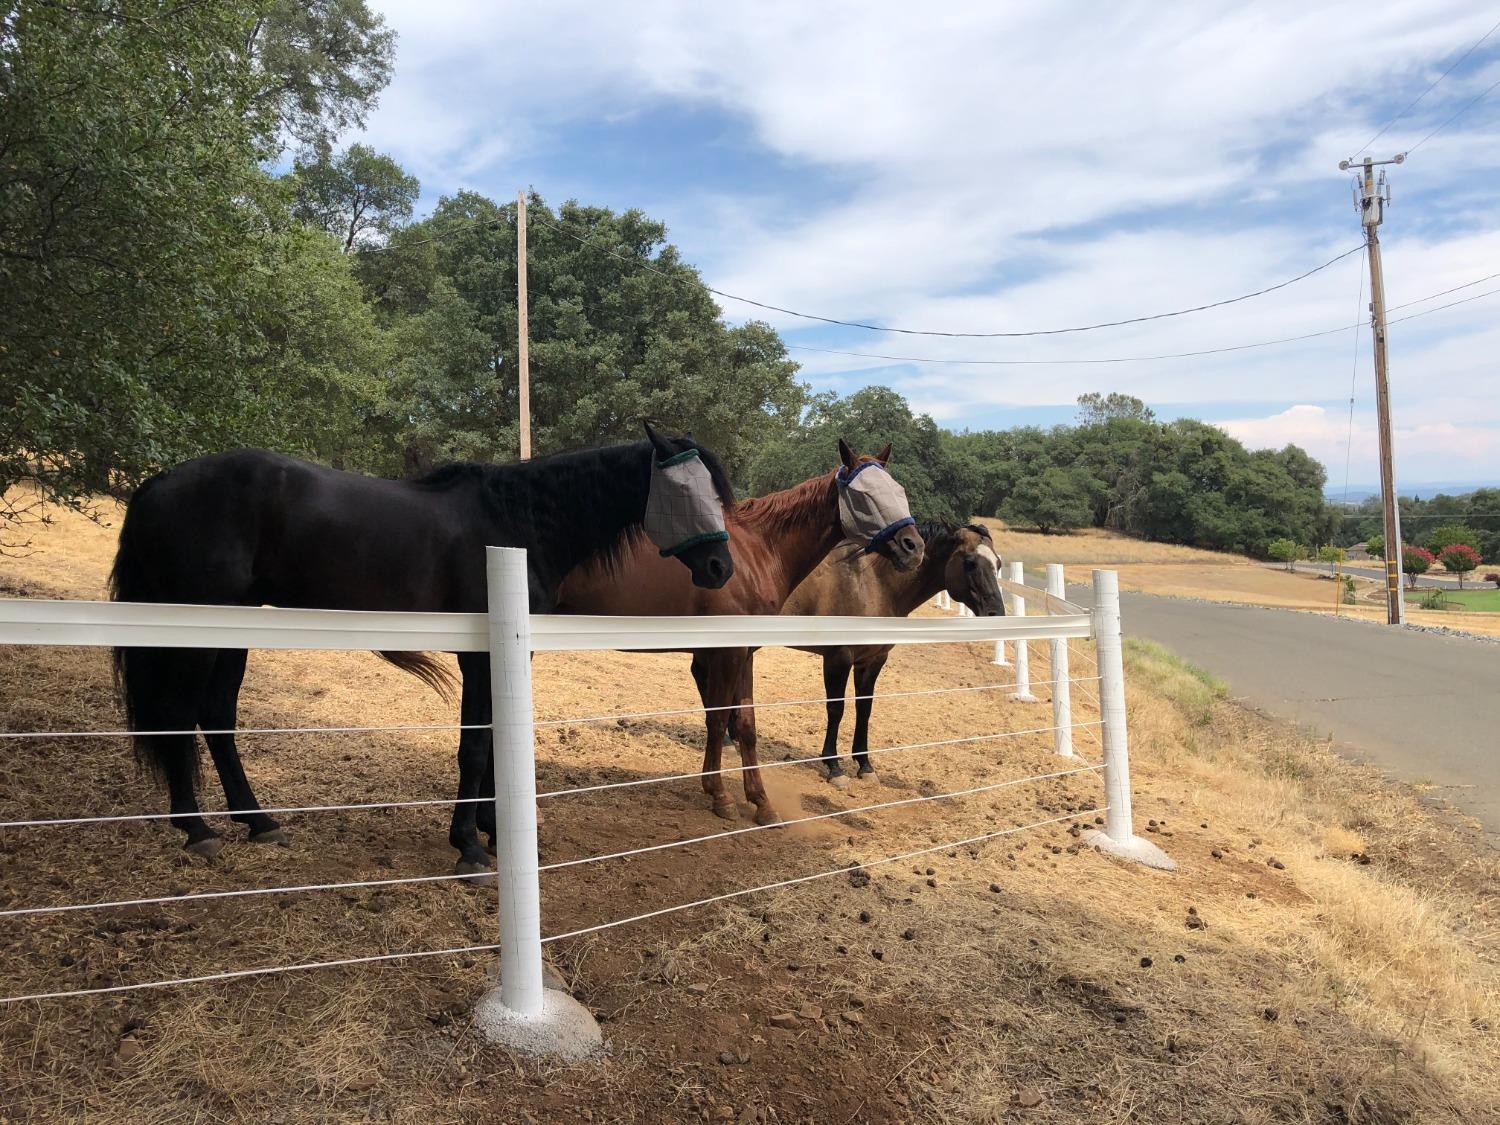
110,425,735,874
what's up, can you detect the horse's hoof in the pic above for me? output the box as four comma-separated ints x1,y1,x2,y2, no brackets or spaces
712,802,738,821
184,836,223,859
828,774,850,791
754,808,784,827
455,860,495,886
249,827,290,847
857,769,879,784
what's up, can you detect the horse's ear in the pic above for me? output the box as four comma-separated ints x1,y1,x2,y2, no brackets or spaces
837,438,856,471
642,420,673,458
875,442,892,464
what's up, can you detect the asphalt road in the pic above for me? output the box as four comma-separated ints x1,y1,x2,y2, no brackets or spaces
1109,591,1499,838
1288,561,1463,588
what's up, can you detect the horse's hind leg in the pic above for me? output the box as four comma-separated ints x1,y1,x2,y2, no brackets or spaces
449,653,495,877
851,654,889,780
124,647,220,855
199,648,285,845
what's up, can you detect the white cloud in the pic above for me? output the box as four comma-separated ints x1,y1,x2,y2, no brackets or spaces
359,0,1500,480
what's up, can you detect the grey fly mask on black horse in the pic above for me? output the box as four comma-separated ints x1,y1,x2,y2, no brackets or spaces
644,447,731,557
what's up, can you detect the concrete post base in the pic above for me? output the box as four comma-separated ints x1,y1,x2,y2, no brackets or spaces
1082,828,1176,871
475,985,604,1060
1007,691,1040,703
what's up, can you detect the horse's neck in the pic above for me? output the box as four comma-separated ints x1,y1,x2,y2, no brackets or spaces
487,444,649,600
733,474,844,598
887,531,958,616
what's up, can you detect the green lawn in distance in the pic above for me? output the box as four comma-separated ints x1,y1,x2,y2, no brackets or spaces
1404,587,1500,612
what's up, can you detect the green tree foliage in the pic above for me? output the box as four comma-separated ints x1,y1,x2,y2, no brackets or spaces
746,387,972,522
1001,466,1094,534
1267,538,1301,571
1,0,394,541
1366,534,1384,559
244,0,396,155
1076,392,1156,425
291,144,419,251
355,193,807,478
1426,524,1480,555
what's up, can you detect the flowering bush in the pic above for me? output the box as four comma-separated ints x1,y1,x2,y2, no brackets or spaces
1402,546,1435,588
1437,543,1481,588
1485,572,1500,589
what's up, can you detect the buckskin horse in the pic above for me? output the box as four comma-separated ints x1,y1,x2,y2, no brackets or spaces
555,441,924,825
780,521,1005,786
110,425,735,874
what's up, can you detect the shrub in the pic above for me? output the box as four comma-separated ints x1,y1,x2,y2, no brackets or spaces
1402,545,1435,588
1437,544,1481,588
1419,588,1451,611
1342,575,1357,605
1267,538,1301,572
1428,525,1480,555
1486,572,1500,589
1365,534,1383,559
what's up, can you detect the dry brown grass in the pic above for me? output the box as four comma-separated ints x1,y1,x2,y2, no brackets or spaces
0,496,1496,1122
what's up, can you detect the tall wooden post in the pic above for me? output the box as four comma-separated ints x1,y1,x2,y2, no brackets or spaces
516,191,531,461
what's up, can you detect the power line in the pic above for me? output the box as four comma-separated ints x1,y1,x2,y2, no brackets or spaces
1406,73,1500,155
785,282,1500,368
1350,16,1500,156
540,217,1364,338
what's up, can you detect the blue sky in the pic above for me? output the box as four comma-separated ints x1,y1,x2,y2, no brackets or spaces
358,1,1500,488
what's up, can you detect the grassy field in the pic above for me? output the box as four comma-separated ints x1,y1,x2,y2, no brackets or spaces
0,494,1497,1121
1406,587,1500,612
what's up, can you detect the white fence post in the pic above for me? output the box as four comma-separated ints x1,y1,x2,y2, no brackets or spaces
1082,569,1175,870
1006,561,1039,703
1046,564,1077,759
991,635,1010,666
476,546,603,1057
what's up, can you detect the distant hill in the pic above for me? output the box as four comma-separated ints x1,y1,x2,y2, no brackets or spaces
1329,481,1500,504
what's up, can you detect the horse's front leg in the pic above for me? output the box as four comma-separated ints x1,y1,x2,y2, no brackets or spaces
820,653,852,790
733,652,780,826
851,652,889,780
450,653,495,878
694,651,736,819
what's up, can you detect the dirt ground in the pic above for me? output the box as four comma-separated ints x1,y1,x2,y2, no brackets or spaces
2,499,1498,1123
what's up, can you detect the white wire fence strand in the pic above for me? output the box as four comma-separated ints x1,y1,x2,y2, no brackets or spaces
541,764,1103,872
541,807,1108,945
0,676,1094,742
538,717,1104,800
0,869,494,920
0,680,1102,827
2,763,1102,918
2,806,1105,1003
0,942,502,1005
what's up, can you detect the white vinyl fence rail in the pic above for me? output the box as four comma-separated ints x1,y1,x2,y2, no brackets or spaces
0,548,1172,1054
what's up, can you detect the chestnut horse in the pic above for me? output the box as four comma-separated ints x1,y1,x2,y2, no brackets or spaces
780,522,1004,785
555,441,924,825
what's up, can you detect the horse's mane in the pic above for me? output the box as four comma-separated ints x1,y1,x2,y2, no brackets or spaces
731,471,835,537
913,520,993,553
411,437,735,577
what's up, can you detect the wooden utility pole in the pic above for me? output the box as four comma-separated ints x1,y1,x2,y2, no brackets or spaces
516,190,531,461
1341,154,1406,624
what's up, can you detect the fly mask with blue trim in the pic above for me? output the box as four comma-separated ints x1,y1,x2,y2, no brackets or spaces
644,448,732,558
836,461,916,552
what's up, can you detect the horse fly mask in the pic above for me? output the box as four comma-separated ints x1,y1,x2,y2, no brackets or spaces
836,461,916,552
644,448,732,557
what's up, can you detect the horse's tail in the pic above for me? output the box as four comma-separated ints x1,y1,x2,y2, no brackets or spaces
109,479,183,784
376,651,458,703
